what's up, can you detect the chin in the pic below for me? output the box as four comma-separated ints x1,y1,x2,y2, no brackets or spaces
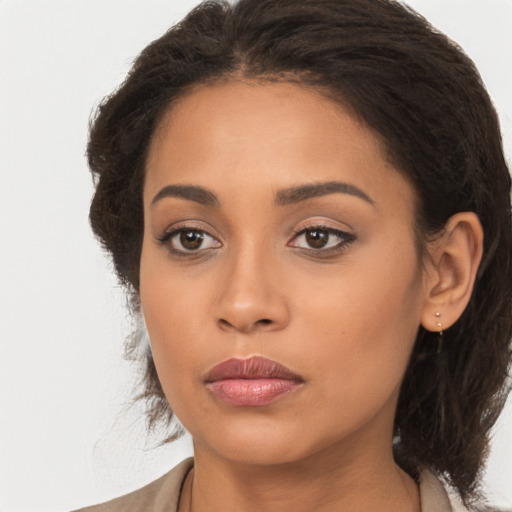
214,441,307,467
191,419,312,466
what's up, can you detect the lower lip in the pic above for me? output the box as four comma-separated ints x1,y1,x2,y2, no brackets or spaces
206,378,302,406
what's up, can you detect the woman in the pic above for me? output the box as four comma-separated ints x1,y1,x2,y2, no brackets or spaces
76,0,512,510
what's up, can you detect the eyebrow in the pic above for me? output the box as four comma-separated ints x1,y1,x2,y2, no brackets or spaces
151,180,375,209
151,184,220,208
275,181,375,207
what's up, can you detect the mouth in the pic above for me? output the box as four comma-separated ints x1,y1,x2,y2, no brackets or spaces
204,356,304,407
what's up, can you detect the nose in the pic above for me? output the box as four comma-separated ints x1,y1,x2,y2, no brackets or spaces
214,250,290,334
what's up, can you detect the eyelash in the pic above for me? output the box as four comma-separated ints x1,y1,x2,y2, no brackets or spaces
289,225,356,256
157,224,221,258
157,224,356,258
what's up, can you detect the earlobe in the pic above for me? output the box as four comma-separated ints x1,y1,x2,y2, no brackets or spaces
421,212,484,332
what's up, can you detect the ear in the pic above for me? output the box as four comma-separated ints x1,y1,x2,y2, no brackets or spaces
421,212,483,332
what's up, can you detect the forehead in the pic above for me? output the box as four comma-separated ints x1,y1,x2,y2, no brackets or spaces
144,80,415,213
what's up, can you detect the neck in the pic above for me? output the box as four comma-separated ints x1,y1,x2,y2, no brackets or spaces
180,438,420,512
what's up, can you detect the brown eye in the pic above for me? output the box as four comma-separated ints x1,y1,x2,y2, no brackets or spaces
305,229,329,248
180,230,204,250
160,227,221,255
289,225,356,252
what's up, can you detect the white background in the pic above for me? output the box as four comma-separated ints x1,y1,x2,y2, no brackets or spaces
0,1,511,511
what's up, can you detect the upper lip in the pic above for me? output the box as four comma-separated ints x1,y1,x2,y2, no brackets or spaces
204,356,304,383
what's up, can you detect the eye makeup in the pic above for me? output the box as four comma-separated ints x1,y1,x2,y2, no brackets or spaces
288,224,356,257
155,218,356,261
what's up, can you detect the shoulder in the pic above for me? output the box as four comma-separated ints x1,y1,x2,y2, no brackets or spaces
419,468,470,512
71,457,193,512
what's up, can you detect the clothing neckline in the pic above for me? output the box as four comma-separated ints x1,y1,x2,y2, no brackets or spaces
175,457,454,512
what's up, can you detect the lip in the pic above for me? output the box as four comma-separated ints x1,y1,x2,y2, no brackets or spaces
204,356,304,407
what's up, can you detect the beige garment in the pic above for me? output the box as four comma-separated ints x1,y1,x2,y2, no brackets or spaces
72,458,193,512
72,457,458,512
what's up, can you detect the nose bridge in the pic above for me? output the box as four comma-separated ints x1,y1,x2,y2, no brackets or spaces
214,238,289,333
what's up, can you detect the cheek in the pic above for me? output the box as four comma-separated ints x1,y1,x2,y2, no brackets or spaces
140,234,209,337
294,246,424,410
139,250,225,421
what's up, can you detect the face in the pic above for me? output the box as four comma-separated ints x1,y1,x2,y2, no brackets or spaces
140,81,429,467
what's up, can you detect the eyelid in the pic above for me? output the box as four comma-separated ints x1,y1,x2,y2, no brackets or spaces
157,219,220,240
288,220,356,254
156,221,222,256
288,226,354,245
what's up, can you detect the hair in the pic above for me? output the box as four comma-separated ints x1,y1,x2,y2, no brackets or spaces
87,0,512,507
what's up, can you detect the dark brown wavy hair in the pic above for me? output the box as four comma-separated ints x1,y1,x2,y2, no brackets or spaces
87,0,512,507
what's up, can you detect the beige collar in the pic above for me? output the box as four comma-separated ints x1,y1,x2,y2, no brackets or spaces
419,468,455,512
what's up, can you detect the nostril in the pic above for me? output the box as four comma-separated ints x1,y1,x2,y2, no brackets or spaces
217,317,273,332
218,319,232,329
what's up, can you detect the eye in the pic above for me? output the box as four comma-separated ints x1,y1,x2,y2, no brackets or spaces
289,226,355,251
159,228,221,254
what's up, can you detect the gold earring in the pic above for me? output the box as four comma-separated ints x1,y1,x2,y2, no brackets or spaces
435,312,443,354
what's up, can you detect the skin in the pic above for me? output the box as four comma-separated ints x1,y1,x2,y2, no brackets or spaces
139,80,481,512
